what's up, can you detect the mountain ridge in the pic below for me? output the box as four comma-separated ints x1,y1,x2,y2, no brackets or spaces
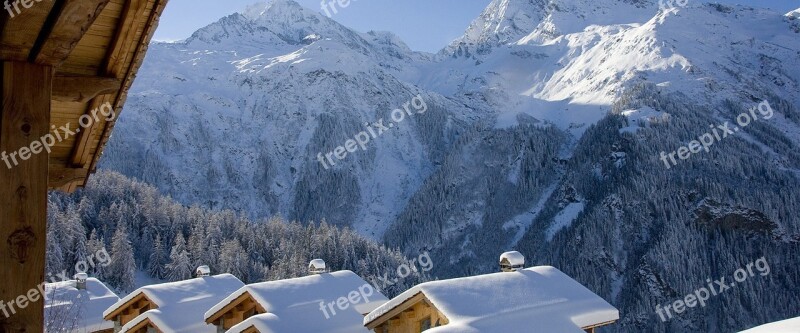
100,1,800,331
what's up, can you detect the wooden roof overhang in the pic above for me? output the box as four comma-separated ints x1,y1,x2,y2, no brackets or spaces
0,0,167,331
123,317,164,333
364,292,443,330
1,0,167,192
102,292,157,322
205,291,268,328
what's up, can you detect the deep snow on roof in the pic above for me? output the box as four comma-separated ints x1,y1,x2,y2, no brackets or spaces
226,304,371,333
206,270,388,332
740,316,800,333
365,266,619,332
107,274,244,333
45,278,119,333
500,251,525,266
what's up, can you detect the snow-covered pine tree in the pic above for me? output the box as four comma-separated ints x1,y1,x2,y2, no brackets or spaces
86,229,106,279
47,170,431,296
45,226,64,279
218,239,248,281
108,224,136,292
147,234,168,279
165,232,193,281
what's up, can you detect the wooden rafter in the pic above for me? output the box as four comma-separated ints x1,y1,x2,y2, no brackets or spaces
124,317,163,333
101,0,149,77
49,164,90,188
103,292,156,321
52,74,121,103
68,0,165,189
206,292,264,324
65,0,148,172
85,0,167,180
365,292,447,330
0,0,56,61
30,0,111,66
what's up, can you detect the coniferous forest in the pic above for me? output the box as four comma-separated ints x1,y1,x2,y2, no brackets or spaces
46,170,429,297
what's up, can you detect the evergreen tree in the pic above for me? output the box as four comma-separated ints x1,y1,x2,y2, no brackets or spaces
86,229,106,279
45,227,64,279
107,224,136,292
218,240,248,281
165,233,193,281
147,234,168,279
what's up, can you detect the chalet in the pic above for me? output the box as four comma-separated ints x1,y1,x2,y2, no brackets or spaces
0,0,166,330
205,260,389,333
740,316,800,332
44,273,120,333
103,267,244,333
364,251,620,333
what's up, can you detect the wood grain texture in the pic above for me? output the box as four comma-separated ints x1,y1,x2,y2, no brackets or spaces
52,74,120,103
0,0,55,61
0,61,51,333
32,0,112,66
85,0,169,188
49,164,88,188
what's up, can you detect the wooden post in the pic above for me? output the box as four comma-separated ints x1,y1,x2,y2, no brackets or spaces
0,61,52,332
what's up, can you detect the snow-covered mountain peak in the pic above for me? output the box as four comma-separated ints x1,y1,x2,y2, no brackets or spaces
444,0,548,54
244,0,320,27
187,0,356,49
443,0,659,57
241,0,304,20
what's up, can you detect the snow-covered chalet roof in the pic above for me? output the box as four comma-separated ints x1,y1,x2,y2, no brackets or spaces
364,266,619,333
205,270,388,332
226,306,370,333
105,274,244,333
740,316,800,333
44,278,119,333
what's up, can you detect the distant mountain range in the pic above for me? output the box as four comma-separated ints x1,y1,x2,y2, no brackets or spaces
100,0,800,331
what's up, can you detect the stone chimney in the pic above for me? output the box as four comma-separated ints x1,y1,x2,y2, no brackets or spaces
196,265,211,277
500,251,525,272
309,259,326,275
74,273,88,290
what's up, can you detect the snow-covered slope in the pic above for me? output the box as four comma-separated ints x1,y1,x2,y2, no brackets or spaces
443,0,657,54
104,0,472,237
102,1,800,331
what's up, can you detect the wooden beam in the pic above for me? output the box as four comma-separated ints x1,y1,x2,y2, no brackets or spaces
84,0,169,190
0,0,56,61
49,165,88,188
67,96,113,169
52,74,120,103
31,0,111,65
66,0,148,176
206,292,253,324
101,0,149,77
0,61,52,333
103,292,154,321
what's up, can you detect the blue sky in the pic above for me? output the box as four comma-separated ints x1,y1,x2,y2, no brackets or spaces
153,0,800,52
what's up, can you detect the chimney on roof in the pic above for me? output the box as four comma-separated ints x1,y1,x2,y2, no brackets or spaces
309,259,326,275
74,273,89,290
500,251,525,272
196,265,211,277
